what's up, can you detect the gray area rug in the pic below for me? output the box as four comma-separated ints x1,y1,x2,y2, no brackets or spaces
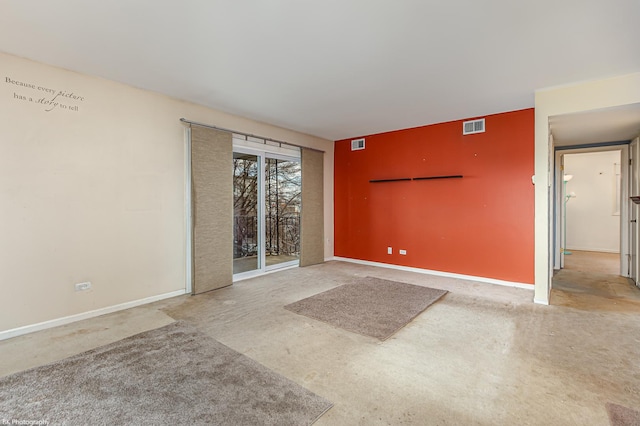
607,402,640,426
285,276,448,340
0,321,332,425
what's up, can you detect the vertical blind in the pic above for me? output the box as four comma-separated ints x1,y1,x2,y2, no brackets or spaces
300,148,325,267
191,126,233,294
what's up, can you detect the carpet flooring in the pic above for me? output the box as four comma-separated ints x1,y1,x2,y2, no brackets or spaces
0,321,332,425
606,402,640,426
285,276,448,340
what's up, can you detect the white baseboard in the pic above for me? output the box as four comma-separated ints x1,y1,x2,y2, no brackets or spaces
534,297,550,305
0,289,187,341
331,257,534,290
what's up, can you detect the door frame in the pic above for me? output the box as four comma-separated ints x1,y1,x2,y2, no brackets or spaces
552,144,629,276
629,137,640,286
185,127,193,294
232,147,264,281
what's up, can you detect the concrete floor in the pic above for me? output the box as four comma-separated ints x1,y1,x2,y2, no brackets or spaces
2,259,640,425
552,250,640,310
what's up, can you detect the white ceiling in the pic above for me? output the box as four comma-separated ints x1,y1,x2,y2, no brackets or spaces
1,1,639,141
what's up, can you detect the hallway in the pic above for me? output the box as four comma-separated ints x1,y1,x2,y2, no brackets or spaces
552,250,640,309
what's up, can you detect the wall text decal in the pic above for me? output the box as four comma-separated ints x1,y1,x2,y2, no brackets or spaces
5,76,86,112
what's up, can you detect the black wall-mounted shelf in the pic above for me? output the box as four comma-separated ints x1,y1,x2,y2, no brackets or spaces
370,175,463,183
413,175,463,181
369,178,412,183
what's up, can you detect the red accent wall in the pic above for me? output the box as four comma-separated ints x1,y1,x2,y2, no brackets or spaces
334,109,534,284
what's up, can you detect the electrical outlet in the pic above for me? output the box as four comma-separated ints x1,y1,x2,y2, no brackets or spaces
75,281,92,291
399,249,407,255
387,247,392,255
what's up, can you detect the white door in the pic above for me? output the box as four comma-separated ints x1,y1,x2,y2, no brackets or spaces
629,138,639,286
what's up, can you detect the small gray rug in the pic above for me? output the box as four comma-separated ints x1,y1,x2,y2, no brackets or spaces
0,321,332,425
606,402,640,426
285,277,447,340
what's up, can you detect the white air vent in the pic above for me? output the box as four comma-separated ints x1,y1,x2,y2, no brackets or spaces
463,119,485,135
351,138,365,151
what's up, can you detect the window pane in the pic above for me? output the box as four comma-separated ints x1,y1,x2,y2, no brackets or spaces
265,158,301,268
233,153,259,274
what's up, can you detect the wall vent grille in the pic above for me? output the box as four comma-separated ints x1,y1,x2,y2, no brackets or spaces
351,138,365,151
463,119,485,135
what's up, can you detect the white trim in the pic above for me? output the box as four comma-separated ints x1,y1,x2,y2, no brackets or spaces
0,290,187,341
332,257,534,290
629,137,640,284
566,247,620,254
259,152,266,272
233,263,299,282
265,259,299,272
554,147,563,270
185,127,193,294
233,135,301,159
534,297,550,305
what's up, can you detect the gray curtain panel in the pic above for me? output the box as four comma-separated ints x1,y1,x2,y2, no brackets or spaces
191,126,233,294
300,148,324,267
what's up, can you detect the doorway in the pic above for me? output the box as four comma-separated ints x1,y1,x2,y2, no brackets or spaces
564,150,622,267
554,146,629,275
533,80,640,305
551,143,640,304
232,145,301,279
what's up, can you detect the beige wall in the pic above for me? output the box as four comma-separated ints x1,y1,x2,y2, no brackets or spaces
534,73,640,304
0,52,334,334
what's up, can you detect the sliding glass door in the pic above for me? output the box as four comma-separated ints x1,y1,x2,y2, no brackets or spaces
265,158,301,268
233,152,260,274
233,148,301,278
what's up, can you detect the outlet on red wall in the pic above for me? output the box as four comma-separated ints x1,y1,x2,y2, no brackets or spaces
334,109,534,284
